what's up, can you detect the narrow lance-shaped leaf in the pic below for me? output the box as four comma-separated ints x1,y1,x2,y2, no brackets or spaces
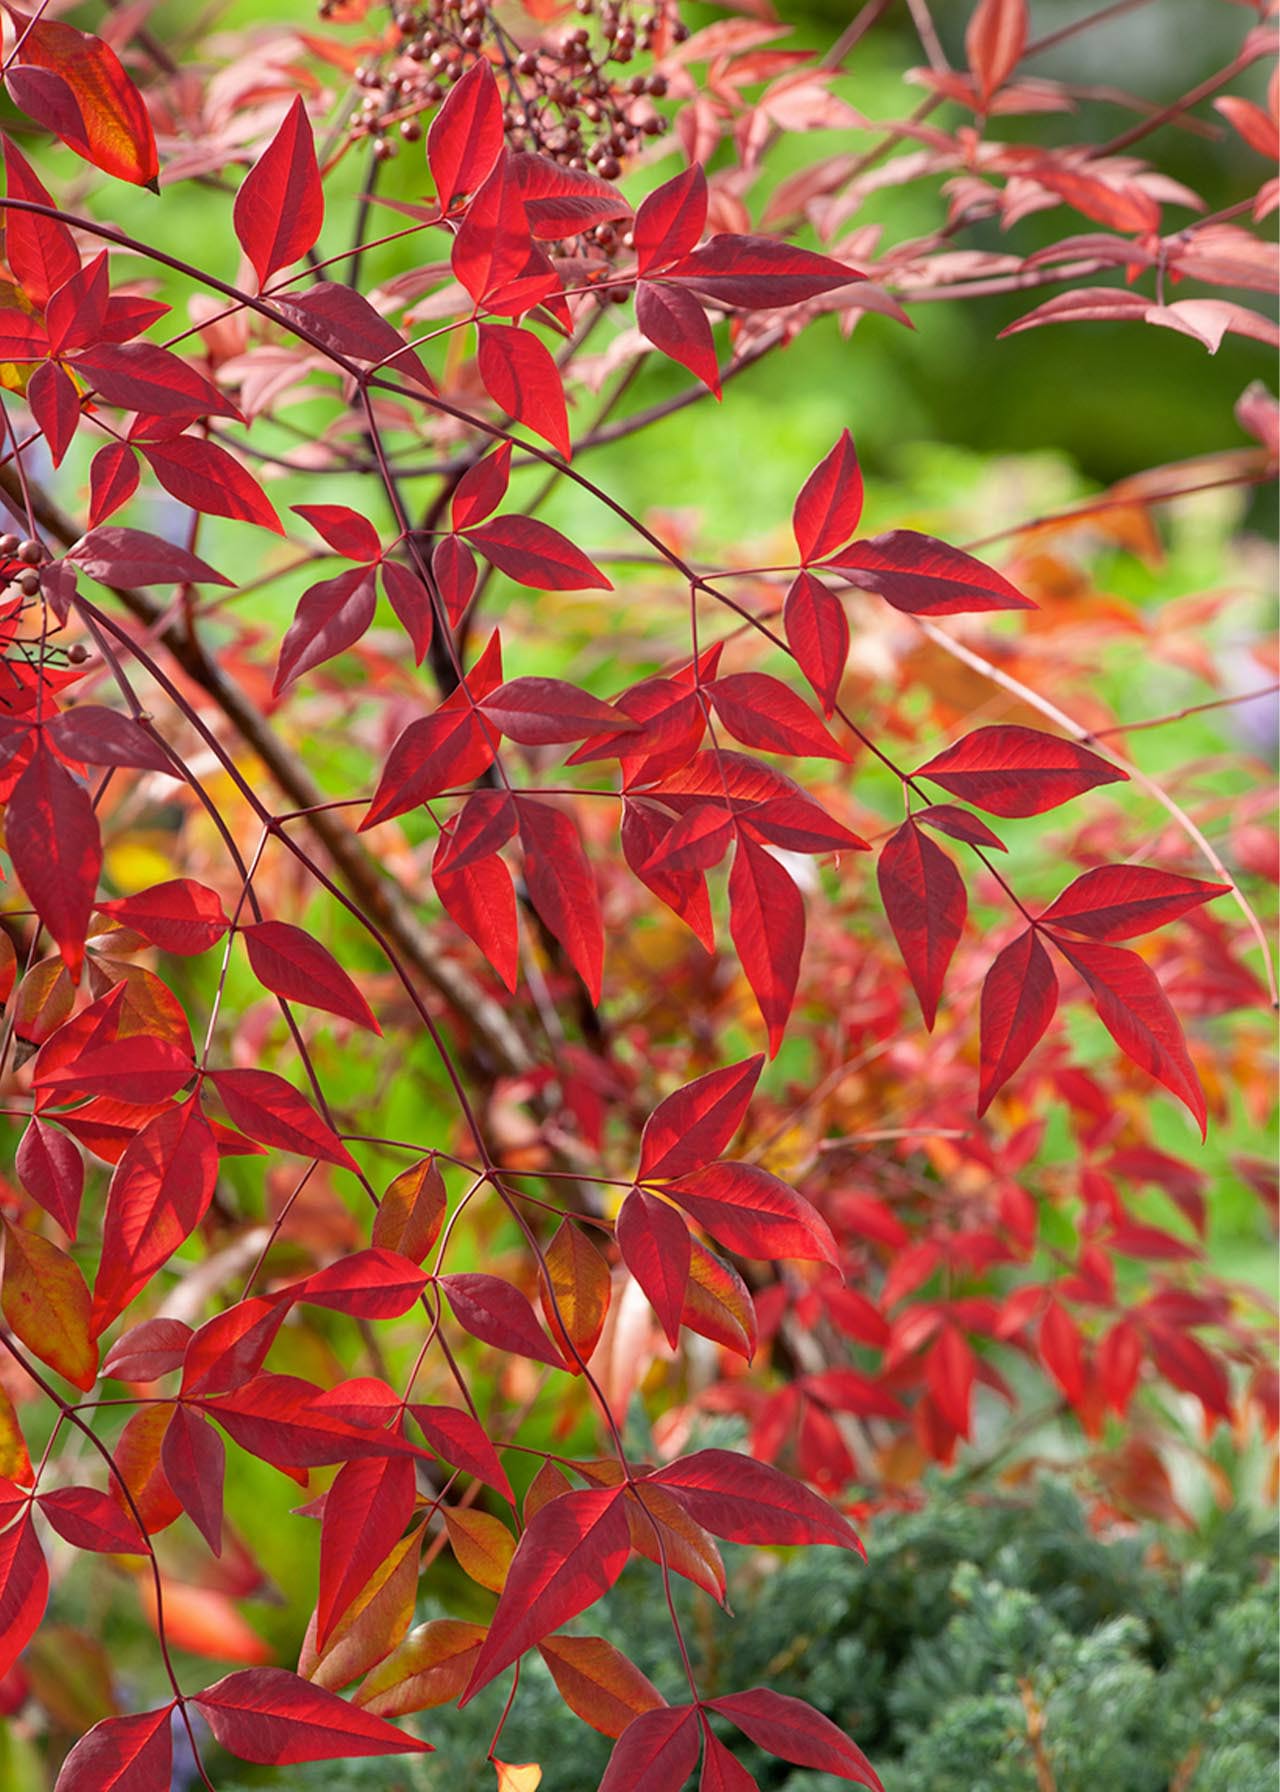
916,725,1126,817
241,921,380,1033
234,96,324,287
193,1667,432,1763
978,929,1058,1115
1038,865,1231,940
876,819,965,1030
638,1056,764,1182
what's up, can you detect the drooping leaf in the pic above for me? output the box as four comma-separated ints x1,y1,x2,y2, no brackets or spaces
410,1403,514,1503
7,16,159,187
598,1706,700,1792
7,746,102,978
477,323,570,459
440,1272,564,1369
538,1635,665,1739
242,921,380,1032
783,571,849,715
0,1514,48,1678
15,1118,83,1237
372,1157,447,1264
444,1507,515,1593
876,819,965,1029
728,833,804,1056
141,436,283,534
517,797,604,1002
978,929,1058,1114
209,1069,359,1171
274,566,379,693
708,1689,883,1788
316,1456,417,1650
2,1217,97,1388
354,1619,487,1718
636,280,721,395
616,1187,691,1349
538,1221,611,1372
1051,936,1207,1135
160,1403,226,1555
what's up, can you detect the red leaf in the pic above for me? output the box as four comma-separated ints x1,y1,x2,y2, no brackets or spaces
27,360,80,466
410,1403,514,1502
663,1161,839,1266
640,804,734,876
435,790,517,874
710,673,849,761
16,1118,83,1237
729,833,804,1056
7,746,102,978
467,515,611,591
621,797,715,952
617,1186,691,1349
648,1450,862,1551
434,848,519,991
68,526,233,588
242,921,380,1033
740,796,868,856
451,153,531,304
194,1667,431,1763
829,531,1033,615
274,566,378,692
203,1373,427,1468
432,535,479,628
89,441,140,524
638,1056,763,1181
0,1515,47,1680
380,560,433,663
700,1730,761,1792
180,1298,287,1398
1145,1323,1230,1422
793,430,863,564
98,879,231,955
92,1099,219,1334
160,1403,225,1554
477,322,570,459
978,929,1058,1114
209,1068,359,1170
598,1706,700,1792
913,803,1007,851
292,504,382,562
273,283,433,389
142,436,282,533
965,0,1028,104
8,17,158,187
460,1486,630,1702
47,705,175,774
1051,937,1207,1135
102,1317,191,1383
1039,1300,1086,1405
682,1237,758,1360
428,58,504,214
783,571,849,715
480,677,634,746
316,1456,416,1649
35,1032,193,1107
636,279,722,396
634,165,708,274
440,1272,564,1368
1039,866,1231,941
233,96,323,286
916,725,1126,816
518,797,604,1002
451,444,512,531
665,235,861,309
1,135,78,307
38,1484,145,1553
876,820,965,1030
927,1326,976,1437
53,1707,173,1792
708,1689,882,1789
363,706,495,829
510,152,631,239
286,1248,427,1318
76,343,238,421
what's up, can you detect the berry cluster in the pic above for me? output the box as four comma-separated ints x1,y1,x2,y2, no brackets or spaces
328,0,680,191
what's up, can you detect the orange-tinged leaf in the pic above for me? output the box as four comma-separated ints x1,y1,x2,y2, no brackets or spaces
305,1523,424,1691
8,16,160,187
539,1220,611,1370
372,1156,446,1263
2,1216,97,1388
354,1619,486,1717
444,1507,515,1592
494,1763,542,1792
538,1635,666,1738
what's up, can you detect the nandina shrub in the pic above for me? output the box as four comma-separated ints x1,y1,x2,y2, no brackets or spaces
0,1,1273,1788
